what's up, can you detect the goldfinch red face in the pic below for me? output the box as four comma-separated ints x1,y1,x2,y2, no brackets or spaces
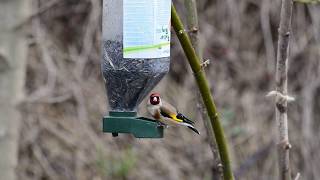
150,93,161,105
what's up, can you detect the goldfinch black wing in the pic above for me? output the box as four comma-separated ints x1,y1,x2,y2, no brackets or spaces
159,106,183,123
159,101,183,123
160,101,195,124
159,101,200,135
176,113,195,125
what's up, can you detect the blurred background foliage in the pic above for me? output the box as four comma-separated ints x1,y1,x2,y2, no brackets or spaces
17,0,320,179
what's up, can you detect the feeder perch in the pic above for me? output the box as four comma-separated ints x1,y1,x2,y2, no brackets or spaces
101,0,171,138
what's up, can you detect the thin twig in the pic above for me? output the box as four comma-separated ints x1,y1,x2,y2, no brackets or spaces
183,0,222,179
14,0,63,30
275,0,293,179
33,144,59,180
184,0,201,58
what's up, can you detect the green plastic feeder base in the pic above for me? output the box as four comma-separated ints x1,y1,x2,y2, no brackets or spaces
103,111,163,138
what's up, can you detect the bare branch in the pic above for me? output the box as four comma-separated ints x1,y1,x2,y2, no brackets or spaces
184,0,222,179
275,0,293,179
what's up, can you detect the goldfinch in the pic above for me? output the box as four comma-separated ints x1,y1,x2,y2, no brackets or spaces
147,93,200,135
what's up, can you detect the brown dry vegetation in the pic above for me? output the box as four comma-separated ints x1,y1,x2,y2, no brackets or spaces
18,0,320,179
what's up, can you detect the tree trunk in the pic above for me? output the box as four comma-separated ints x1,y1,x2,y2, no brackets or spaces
0,0,29,179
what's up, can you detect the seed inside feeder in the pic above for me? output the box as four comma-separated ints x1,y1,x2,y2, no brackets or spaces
102,40,170,111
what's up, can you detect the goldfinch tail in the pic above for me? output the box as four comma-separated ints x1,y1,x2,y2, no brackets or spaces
187,125,200,135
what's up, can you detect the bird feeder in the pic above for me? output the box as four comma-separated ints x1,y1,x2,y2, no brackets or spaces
101,0,171,138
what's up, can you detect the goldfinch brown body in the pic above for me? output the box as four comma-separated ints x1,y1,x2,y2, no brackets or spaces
147,93,200,134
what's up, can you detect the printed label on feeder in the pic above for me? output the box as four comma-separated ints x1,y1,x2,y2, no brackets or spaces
123,0,171,58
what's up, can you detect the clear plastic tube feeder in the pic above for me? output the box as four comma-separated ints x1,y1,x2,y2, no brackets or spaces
102,0,171,138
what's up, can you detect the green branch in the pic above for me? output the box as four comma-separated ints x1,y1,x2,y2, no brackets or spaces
294,0,320,3
171,4,234,180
